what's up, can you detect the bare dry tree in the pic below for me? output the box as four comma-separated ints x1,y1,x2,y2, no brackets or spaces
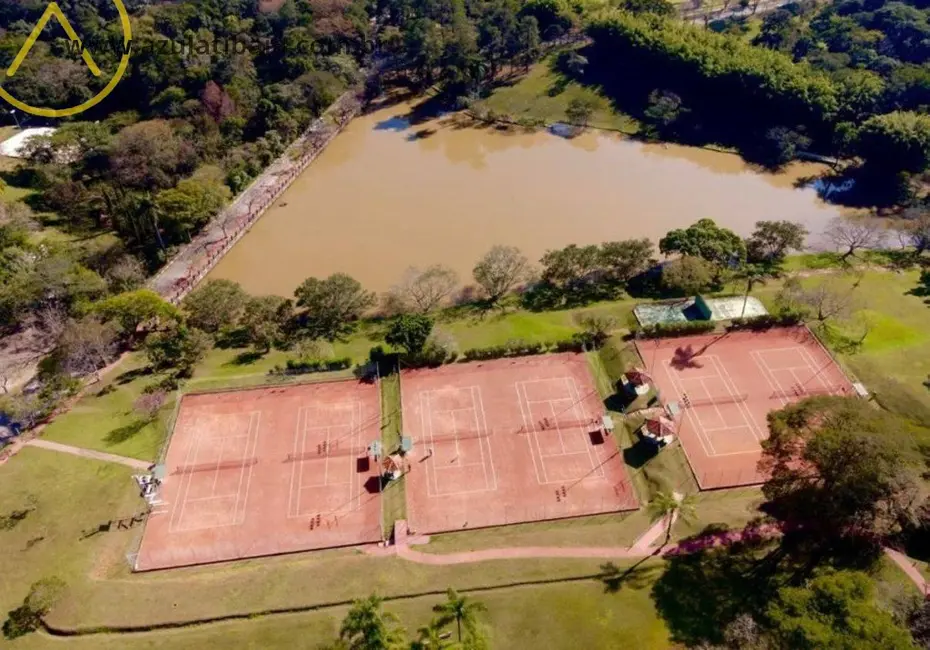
133,390,167,422
472,245,533,303
778,277,858,323
389,265,459,313
823,217,887,261
897,208,930,256
57,317,120,381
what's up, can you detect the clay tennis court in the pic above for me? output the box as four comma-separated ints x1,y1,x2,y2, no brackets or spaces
637,326,856,489
134,380,383,571
400,354,638,534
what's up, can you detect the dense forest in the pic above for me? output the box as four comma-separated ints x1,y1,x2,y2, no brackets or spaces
584,2,930,204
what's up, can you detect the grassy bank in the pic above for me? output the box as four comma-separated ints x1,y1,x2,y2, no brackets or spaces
474,54,640,134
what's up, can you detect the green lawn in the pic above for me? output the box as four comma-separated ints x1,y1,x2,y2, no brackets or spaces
474,53,640,134
40,355,178,462
0,448,139,632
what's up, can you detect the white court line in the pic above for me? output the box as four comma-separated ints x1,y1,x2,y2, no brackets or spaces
466,386,491,490
171,412,260,532
708,355,764,441
566,376,603,480
751,350,791,408
514,382,545,486
797,346,840,394
517,381,551,484
755,352,796,402
473,385,498,492
433,462,487,470
287,406,304,518
169,414,204,532
421,391,439,497
663,363,718,456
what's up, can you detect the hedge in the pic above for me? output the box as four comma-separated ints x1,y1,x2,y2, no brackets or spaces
460,333,597,362
270,357,352,375
636,320,717,338
727,311,805,331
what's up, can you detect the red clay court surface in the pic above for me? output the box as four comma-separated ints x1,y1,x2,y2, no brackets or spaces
134,380,382,571
637,326,856,490
400,353,638,534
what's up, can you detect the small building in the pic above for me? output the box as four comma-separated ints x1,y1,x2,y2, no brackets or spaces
638,415,676,447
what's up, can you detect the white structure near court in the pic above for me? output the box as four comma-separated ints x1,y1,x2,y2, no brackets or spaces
0,127,56,158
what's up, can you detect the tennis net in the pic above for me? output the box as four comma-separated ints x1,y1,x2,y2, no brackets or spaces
769,384,850,400
173,458,259,474
682,393,749,408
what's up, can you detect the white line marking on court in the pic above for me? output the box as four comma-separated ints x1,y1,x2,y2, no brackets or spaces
708,355,764,441
663,363,718,456
567,376,604,479
514,382,544,486
517,381,551,484
473,385,498,492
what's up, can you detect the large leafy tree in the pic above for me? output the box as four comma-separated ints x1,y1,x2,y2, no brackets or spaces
659,218,746,267
294,274,376,341
766,569,916,649
472,245,532,303
385,314,433,356
746,220,809,266
181,279,249,334
93,289,180,337
760,396,922,547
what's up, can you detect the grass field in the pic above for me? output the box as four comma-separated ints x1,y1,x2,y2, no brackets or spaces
474,54,640,134
40,356,178,461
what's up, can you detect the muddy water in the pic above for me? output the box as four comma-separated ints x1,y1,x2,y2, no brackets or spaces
208,102,846,296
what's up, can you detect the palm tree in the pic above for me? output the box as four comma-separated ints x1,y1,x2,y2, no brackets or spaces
736,263,775,318
648,491,697,546
432,589,486,643
410,619,455,649
339,594,407,650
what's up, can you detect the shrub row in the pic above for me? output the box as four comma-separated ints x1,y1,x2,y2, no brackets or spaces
727,311,805,331
636,320,717,339
270,357,352,375
461,333,596,362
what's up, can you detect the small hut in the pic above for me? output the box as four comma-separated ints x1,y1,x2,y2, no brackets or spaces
624,368,653,396
638,415,676,447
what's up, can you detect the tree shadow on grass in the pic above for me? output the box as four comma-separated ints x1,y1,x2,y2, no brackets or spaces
651,530,783,647
229,350,264,366
104,418,148,446
113,366,153,387
598,559,663,593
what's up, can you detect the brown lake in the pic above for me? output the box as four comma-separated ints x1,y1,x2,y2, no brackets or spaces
208,102,847,296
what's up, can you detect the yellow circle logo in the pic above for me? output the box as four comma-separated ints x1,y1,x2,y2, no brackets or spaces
0,1,131,118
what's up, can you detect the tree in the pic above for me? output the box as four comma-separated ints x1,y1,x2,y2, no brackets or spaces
735,263,776,318
599,239,653,285
661,256,716,295
432,588,487,643
579,314,617,347
93,290,180,337
898,208,930,256
295,274,376,340
390,265,458,313
133,390,167,422
182,279,249,334
767,569,916,649
155,171,231,240
761,397,922,545
338,594,407,650
540,244,601,289
143,325,210,374
2,577,65,640
760,126,811,168
108,120,195,191
823,217,887,261
56,317,120,378
746,220,808,265
385,314,434,356
104,256,147,293
776,277,855,324
242,296,291,353
412,620,454,650
856,111,930,173
643,89,687,134
909,599,930,648
565,97,598,128
294,338,334,362
473,245,532,303
648,491,697,545
620,0,676,16
659,219,746,267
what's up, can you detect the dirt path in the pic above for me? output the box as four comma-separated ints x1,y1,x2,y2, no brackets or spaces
25,439,150,470
885,548,929,595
